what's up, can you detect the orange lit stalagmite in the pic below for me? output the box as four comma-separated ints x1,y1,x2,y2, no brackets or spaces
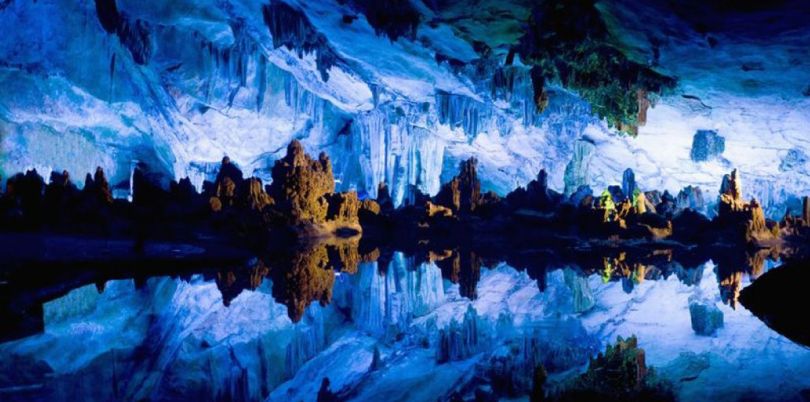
266,140,361,235
716,169,777,243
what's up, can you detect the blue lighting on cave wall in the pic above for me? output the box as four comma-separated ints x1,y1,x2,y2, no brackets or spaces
1,0,810,401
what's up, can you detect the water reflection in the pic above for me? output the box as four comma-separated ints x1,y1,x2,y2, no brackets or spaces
0,243,808,401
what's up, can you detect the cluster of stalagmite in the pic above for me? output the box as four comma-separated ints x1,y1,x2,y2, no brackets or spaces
4,141,810,253
435,158,482,214
206,140,361,235
716,169,773,242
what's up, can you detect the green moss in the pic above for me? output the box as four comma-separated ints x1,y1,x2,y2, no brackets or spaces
518,0,675,135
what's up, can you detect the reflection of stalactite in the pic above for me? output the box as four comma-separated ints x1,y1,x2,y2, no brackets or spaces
436,305,479,363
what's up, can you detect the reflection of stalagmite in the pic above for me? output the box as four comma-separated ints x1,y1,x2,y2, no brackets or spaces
215,260,270,306
271,245,335,322
719,271,743,309
436,250,481,299
325,239,361,274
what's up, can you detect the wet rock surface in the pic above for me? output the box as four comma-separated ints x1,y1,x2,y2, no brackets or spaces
688,296,724,336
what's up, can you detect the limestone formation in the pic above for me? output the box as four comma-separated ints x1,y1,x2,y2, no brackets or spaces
688,296,724,336
718,169,744,214
215,176,237,207
676,186,704,212
690,130,725,162
360,199,381,215
93,167,113,205
326,191,360,223
435,158,481,214
271,244,335,322
622,168,636,200
376,182,394,212
267,140,335,225
242,177,273,211
426,201,453,218
716,169,774,242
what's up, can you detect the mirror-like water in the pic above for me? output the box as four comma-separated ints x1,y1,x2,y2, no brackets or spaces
0,251,808,402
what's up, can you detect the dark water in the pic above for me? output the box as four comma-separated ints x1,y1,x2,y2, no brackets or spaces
0,249,808,402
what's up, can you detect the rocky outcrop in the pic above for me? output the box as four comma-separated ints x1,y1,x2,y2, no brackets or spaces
83,167,113,206
716,169,775,243
676,186,704,212
242,178,274,211
435,158,481,214
690,130,725,162
375,182,394,213
271,244,335,322
508,169,562,211
718,169,744,213
267,141,335,225
688,296,724,336
326,191,360,224
622,168,637,201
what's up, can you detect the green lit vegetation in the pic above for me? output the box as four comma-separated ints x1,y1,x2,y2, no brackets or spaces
518,0,675,135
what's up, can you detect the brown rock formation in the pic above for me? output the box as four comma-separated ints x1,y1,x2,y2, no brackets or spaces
271,244,335,322
243,177,273,211
209,196,223,212
716,169,774,242
267,140,335,225
426,201,453,218
718,169,744,214
216,176,237,207
94,167,113,205
435,158,481,214
360,199,381,215
327,191,360,223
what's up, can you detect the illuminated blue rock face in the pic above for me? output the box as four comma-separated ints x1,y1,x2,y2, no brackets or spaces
1,0,810,213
